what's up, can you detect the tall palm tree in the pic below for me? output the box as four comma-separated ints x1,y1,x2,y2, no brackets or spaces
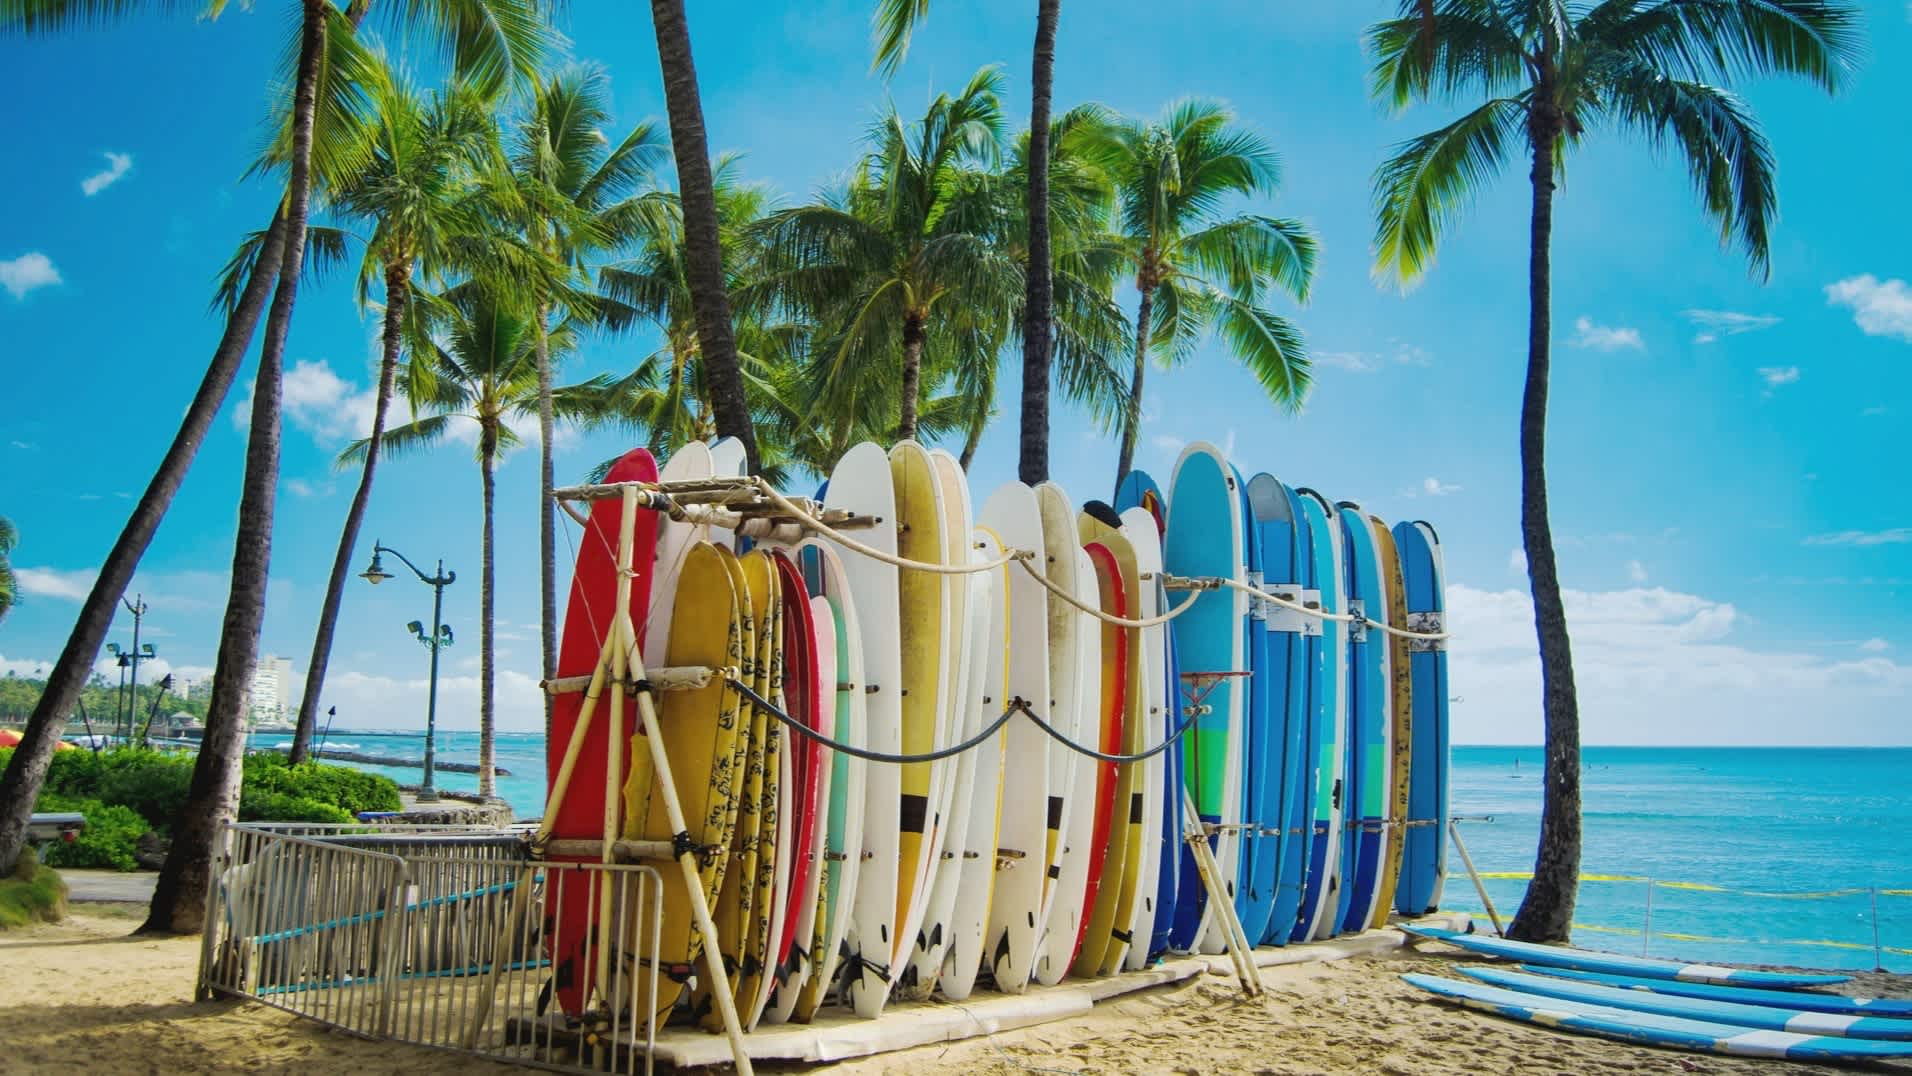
500,66,669,729
1107,99,1318,494
289,67,504,764
872,0,1063,484
1367,0,1859,941
646,0,760,471
347,292,628,798
753,66,1021,441
0,517,16,625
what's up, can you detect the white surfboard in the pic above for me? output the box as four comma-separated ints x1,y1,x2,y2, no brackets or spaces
1304,492,1349,943
824,443,904,1017
1118,507,1167,973
977,485,1051,995
708,435,747,479
1030,482,1082,957
936,530,1006,1000
763,593,839,1025
644,440,714,667
1035,543,1102,986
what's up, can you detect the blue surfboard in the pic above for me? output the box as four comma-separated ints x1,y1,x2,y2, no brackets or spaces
1290,490,1345,943
1461,966,1912,1041
1405,974,1912,1061
1514,966,1912,1019
1116,469,1181,959
1336,503,1390,934
1233,463,1277,945
1164,445,1249,955
1393,521,1449,915
1401,926,1853,988
1247,474,1309,946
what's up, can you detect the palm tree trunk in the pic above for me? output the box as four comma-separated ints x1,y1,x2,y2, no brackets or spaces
1017,0,1060,486
143,2,326,936
649,0,758,473
290,260,407,764
958,408,986,470
1507,115,1582,945
479,420,499,800
534,307,556,738
1113,283,1154,497
0,214,285,874
898,314,927,441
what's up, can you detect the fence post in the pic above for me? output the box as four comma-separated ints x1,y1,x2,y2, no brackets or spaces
1641,878,1653,957
1873,887,1884,973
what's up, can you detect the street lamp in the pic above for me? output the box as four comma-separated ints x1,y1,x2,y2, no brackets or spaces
360,541,455,802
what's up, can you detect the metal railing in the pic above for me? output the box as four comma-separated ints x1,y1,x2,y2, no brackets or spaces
199,822,664,1073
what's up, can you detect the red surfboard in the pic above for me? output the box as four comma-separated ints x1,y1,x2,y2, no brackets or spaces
768,552,826,994
545,447,659,1019
1072,541,1128,960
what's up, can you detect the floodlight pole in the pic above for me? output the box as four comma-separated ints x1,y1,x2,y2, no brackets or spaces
362,542,455,801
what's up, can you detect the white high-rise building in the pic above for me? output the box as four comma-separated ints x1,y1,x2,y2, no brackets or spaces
248,655,294,726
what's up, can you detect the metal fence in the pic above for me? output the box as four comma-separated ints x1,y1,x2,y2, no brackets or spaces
199,822,664,1073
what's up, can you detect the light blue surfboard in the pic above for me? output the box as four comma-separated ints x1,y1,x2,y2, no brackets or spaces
1233,463,1277,945
1461,966,1912,1041
1404,974,1912,1061
1290,489,1345,943
1247,474,1309,947
1402,926,1853,988
1393,521,1449,915
1336,502,1389,934
1514,965,1912,1019
1116,469,1181,959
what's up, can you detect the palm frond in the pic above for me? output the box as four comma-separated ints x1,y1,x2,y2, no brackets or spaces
870,0,930,77
1587,0,1862,91
338,412,455,466
1370,94,1527,285
1367,1,1527,109
1211,291,1311,412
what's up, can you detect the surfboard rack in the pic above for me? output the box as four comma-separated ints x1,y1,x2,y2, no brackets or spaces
540,665,734,696
1405,611,1446,651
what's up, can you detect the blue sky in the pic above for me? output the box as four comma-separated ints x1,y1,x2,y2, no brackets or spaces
1,1,1907,745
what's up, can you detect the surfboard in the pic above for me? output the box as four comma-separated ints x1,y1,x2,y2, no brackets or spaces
1035,540,1100,986
1246,474,1310,947
938,529,1009,1000
1459,966,1912,1041
1510,966,1912,1018
766,590,836,1025
1234,466,1277,950
1367,516,1413,930
1336,502,1390,935
709,435,747,479
755,552,825,1025
790,540,868,1023
1403,974,1912,1061
1118,506,1167,973
1393,521,1449,916
1401,927,1854,988
620,540,744,1021
1164,444,1248,956
1031,482,1086,986
824,443,904,1018
978,484,1051,995
1115,472,1180,961
1073,525,1137,977
1291,490,1346,943
643,442,711,669
1115,469,1167,536
547,446,658,1019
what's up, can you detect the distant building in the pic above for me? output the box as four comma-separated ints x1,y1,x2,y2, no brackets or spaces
248,655,294,726
185,677,214,702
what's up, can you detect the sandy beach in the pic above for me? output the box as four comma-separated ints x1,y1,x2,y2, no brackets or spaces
5,904,1907,1074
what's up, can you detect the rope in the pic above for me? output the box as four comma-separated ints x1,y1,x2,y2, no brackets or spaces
728,678,1029,764
1020,696,1204,764
750,478,1025,577
1214,575,1451,641
1019,560,1207,629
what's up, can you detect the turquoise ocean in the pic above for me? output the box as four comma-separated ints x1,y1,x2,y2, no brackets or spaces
248,732,1912,973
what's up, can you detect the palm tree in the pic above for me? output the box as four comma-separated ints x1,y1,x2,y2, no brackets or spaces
289,67,504,765
0,517,16,625
752,66,1021,442
500,66,669,729
1107,99,1318,494
646,0,760,471
1367,0,1859,941
347,292,629,797
872,0,1063,485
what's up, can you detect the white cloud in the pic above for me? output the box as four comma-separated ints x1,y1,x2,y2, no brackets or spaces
0,252,62,299
1316,351,1377,373
1569,316,1644,352
1421,477,1460,497
1862,638,1890,653
285,477,334,498
1683,309,1779,344
1508,548,1527,574
316,666,546,732
1449,583,1912,745
10,440,35,450
1803,528,1911,547
1392,342,1433,367
1863,406,1889,417
80,151,133,196
1626,560,1647,583
1825,274,1912,342
1757,365,1800,388
14,566,93,600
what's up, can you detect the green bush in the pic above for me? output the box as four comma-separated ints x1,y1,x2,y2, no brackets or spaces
243,753,401,816
238,788,353,826
35,793,152,873
0,858,68,928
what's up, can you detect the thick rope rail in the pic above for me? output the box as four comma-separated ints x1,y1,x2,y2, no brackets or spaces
1215,575,1452,642
728,678,1030,764
1021,561,1209,629
749,477,1026,577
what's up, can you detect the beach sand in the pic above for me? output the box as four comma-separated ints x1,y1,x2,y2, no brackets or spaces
4,906,1905,1074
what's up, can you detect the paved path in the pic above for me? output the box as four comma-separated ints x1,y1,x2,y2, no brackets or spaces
60,868,157,902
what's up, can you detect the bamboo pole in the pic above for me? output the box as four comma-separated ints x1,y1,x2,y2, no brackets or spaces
594,487,639,1048
1447,819,1503,936
1180,785,1263,995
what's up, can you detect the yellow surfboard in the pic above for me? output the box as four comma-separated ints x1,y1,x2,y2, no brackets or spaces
622,541,745,1020
1368,517,1414,930
889,443,948,970
734,550,785,1025
1075,513,1145,977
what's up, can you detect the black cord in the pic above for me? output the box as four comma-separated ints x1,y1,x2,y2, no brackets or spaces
726,678,1029,764
1021,696,1205,764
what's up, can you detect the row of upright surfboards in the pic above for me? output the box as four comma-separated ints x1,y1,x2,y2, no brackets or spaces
544,437,1451,1029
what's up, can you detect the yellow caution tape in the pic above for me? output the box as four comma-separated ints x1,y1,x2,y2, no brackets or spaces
1472,875,1883,900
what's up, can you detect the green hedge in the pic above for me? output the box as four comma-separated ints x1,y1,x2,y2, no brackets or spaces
34,793,151,872
0,858,67,928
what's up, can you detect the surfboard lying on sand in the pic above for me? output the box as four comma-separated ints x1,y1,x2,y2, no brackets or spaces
1404,973,1912,1061
1401,926,1854,988
1510,965,1912,1019
1459,966,1912,1041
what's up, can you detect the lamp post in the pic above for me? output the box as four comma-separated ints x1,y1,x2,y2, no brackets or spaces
360,541,454,802
104,596,155,744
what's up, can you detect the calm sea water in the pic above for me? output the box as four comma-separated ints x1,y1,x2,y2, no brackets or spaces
249,732,1912,972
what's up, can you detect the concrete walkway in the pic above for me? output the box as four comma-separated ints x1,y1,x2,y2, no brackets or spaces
60,868,157,903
